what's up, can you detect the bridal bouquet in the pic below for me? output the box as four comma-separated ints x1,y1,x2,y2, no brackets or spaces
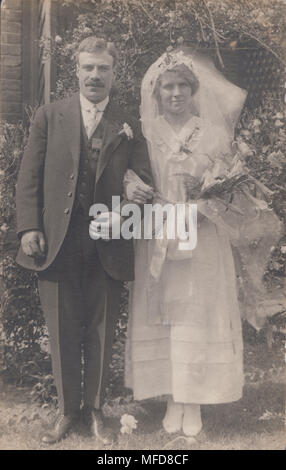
180,147,273,214
199,153,249,199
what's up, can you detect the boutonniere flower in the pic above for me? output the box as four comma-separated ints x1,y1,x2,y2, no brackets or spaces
119,123,133,140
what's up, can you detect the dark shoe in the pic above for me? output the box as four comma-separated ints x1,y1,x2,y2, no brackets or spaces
41,412,79,444
82,407,113,445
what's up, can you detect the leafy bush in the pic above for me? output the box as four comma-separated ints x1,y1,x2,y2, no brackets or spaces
0,119,53,395
50,0,285,108
236,93,286,288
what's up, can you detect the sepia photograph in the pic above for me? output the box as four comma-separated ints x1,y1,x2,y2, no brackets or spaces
0,0,285,452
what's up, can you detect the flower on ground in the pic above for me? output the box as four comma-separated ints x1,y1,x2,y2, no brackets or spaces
55,35,62,44
272,112,284,120
258,410,283,421
274,120,284,128
120,413,138,434
83,27,93,35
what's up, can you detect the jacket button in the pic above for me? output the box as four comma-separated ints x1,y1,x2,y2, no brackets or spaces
67,191,72,197
64,208,70,214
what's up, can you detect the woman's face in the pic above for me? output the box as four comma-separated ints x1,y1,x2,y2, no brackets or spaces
158,71,193,116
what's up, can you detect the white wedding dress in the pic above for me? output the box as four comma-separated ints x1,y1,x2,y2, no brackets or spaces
124,115,244,404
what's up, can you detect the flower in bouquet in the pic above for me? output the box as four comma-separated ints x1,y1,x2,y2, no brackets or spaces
236,137,254,158
198,151,251,206
201,158,230,188
196,147,273,216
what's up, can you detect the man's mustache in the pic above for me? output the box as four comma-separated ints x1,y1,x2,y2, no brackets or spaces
85,80,105,88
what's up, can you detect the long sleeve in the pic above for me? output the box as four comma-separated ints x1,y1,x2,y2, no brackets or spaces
16,106,47,235
119,117,153,216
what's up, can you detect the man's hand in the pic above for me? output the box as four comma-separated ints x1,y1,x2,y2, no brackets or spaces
21,230,46,258
89,212,122,242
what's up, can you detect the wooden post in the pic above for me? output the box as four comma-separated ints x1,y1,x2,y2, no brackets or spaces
22,0,39,121
38,0,58,105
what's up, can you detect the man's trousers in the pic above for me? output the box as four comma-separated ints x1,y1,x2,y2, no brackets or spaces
38,206,123,415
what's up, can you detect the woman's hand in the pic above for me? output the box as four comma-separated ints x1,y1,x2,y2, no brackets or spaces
124,180,155,204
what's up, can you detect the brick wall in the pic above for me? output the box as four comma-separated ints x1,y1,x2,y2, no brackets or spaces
0,0,23,123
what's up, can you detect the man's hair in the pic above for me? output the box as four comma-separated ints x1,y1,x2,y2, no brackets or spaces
75,36,119,66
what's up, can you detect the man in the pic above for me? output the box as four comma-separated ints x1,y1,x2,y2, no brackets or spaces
16,37,153,444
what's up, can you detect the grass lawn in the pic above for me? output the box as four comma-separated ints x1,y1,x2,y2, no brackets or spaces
0,333,284,450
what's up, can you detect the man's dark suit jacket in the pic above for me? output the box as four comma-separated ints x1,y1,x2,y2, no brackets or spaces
16,93,152,280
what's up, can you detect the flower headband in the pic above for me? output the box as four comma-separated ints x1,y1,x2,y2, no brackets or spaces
148,50,196,94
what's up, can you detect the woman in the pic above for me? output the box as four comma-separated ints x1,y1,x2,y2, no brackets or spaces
124,47,283,436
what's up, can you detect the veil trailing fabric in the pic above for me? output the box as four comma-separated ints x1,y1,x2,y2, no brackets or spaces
137,47,285,330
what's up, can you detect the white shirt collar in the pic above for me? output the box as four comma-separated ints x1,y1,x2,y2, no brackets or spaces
80,93,109,113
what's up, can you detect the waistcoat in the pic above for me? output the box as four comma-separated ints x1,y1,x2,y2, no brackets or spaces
75,116,105,218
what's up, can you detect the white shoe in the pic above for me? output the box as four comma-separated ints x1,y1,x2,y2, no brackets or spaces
162,397,184,434
182,404,202,437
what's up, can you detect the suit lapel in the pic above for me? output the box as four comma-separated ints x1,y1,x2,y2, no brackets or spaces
96,101,124,183
59,93,81,171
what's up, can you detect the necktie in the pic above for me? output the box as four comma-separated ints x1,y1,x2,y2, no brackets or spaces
90,105,98,119
86,105,99,139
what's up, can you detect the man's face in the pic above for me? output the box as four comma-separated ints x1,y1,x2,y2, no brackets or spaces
158,71,193,116
76,50,114,103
